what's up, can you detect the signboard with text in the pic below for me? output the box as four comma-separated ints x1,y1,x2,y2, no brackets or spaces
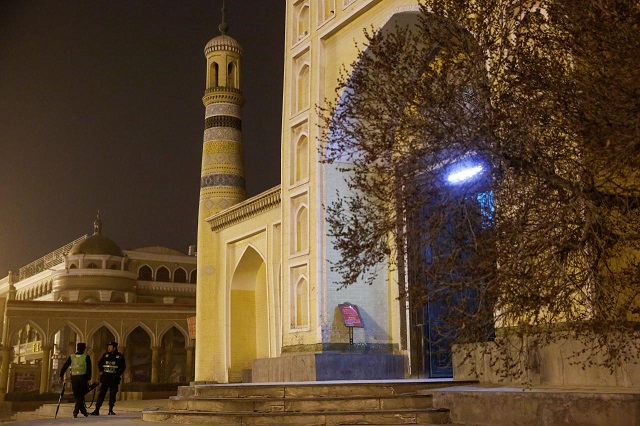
338,303,364,328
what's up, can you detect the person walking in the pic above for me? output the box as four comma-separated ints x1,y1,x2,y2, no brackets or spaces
59,342,92,418
90,341,126,416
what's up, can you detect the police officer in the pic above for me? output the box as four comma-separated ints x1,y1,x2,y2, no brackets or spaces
59,342,92,418
90,341,126,416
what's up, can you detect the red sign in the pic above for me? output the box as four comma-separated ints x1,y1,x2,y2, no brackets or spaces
187,316,196,339
339,303,364,328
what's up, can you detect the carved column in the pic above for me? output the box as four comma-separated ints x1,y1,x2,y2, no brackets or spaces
0,347,12,394
39,346,51,393
151,347,160,384
186,346,194,383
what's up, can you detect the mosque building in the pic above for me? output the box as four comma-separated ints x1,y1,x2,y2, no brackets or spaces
195,0,435,384
0,214,196,395
2,0,636,401
194,0,640,389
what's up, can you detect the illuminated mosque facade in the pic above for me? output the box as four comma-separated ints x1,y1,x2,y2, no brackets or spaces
195,0,437,384
3,0,637,400
194,0,640,389
0,215,196,394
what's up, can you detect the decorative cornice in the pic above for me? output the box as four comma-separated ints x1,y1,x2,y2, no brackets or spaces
202,87,244,106
208,186,281,231
137,281,196,295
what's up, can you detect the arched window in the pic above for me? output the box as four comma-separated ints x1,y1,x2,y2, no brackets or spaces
297,4,310,41
296,64,310,112
292,276,309,328
295,205,309,253
69,264,77,269
87,263,97,269
227,62,236,88
138,265,153,281
210,62,219,87
319,0,335,24
156,266,171,282
174,268,187,283
295,134,309,182
190,269,197,284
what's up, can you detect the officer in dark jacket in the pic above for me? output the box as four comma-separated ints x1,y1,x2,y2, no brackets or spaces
59,342,92,418
90,341,126,416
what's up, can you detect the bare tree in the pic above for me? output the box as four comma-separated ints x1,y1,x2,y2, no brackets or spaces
320,0,640,381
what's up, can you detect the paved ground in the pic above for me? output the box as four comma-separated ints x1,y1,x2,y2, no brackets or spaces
0,399,168,425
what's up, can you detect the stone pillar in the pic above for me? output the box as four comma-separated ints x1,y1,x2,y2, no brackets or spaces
186,346,194,383
151,347,160,384
0,347,12,394
39,346,51,393
90,348,100,383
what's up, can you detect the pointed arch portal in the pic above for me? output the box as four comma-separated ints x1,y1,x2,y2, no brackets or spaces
228,246,268,382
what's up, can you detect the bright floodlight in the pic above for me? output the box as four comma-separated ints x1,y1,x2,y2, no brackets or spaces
447,165,484,184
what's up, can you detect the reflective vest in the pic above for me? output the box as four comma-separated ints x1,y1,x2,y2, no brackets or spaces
103,359,118,373
70,354,87,376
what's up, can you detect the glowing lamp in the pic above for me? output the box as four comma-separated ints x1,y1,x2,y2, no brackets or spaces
446,164,484,184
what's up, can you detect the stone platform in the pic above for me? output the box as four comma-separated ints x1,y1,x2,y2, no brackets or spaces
429,384,640,426
142,379,461,425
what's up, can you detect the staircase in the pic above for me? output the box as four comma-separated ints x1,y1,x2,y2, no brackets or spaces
142,380,463,425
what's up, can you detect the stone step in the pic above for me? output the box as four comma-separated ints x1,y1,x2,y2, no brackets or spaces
28,402,142,418
142,407,451,425
168,393,434,413
179,380,463,399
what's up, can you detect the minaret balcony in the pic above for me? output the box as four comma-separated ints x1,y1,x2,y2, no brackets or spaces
203,86,244,106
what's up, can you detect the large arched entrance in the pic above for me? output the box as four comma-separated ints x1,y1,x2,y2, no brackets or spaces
159,327,186,383
126,327,152,383
324,8,494,378
90,326,116,383
228,246,268,382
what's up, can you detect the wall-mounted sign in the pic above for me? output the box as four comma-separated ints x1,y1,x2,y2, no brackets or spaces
339,303,364,328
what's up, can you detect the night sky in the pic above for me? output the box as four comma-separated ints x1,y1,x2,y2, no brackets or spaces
0,1,286,275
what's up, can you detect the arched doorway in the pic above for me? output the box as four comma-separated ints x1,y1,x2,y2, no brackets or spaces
90,326,115,383
126,327,152,382
159,327,186,383
52,324,81,392
228,246,268,382
323,8,493,378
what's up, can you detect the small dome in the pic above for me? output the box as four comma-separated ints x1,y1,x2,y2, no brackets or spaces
205,34,242,55
68,234,124,257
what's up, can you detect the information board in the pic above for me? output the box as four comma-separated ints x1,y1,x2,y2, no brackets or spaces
338,303,364,328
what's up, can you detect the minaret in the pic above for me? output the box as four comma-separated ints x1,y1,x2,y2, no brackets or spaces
195,1,245,381
199,2,245,216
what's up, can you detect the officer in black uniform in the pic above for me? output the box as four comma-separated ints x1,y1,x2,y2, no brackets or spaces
59,342,92,418
90,341,126,416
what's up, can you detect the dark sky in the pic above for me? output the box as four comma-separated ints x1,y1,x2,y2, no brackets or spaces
0,0,285,275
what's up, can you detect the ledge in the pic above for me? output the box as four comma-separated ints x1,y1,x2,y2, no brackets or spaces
207,186,281,232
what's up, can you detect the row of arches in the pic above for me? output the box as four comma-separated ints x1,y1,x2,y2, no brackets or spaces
16,281,53,300
137,265,196,284
209,61,238,89
9,322,192,392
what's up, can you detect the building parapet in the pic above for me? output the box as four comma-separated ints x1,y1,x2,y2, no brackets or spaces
137,281,197,294
208,186,281,231
18,235,88,281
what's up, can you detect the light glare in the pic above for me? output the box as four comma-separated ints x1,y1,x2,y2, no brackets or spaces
447,165,484,184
